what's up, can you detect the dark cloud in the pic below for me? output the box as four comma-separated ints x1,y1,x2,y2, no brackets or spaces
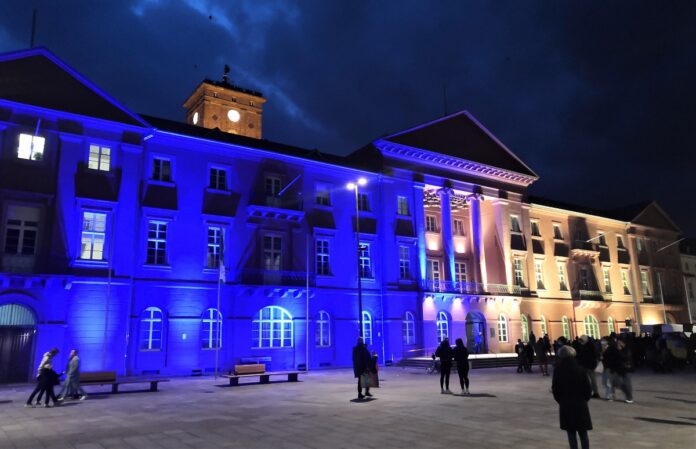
1,0,694,233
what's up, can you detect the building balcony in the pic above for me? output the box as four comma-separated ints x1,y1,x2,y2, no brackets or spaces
237,269,315,287
573,289,608,301
421,280,524,296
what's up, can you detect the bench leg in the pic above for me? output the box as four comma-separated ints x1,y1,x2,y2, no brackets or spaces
111,384,119,394
288,373,298,382
229,377,239,386
150,381,157,392
260,375,270,384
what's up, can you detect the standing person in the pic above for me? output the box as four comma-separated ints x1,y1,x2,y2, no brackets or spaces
453,338,470,394
40,363,60,407
604,339,634,403
524,342,535,373
474,332,483,354
369,351,380,389
515,339,525,373
535,337,550,376
26,348,59,407
435,338,453,394
58,349,86,401
576,335,600,398
352,337,372,399
552,345,592,449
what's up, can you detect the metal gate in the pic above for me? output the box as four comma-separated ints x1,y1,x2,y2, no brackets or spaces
0,303,37,383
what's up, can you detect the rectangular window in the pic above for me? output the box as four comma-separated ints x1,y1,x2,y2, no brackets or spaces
553,223,563,240
455,262,467,283
88,144,111,171
316,239,330,275
315,184,331,206
152,158,172,182
580,267,589,290
636,237,643,252
206,226,222,268
17,133,45,161
399,245,410,279
640,270,650,296
534,260,545,290
146,221,167,265
531,221,541,237
598,232,607,247
557,263,568,291
616,235,625,249
426,215,438,233
264,235,282,271
603,267,611,293
513,258,525,287
621,269,630,295
3,206,39,255
397,196,409,216
510,215,522,233
427,259,441,289
453,219,465,236
265,176,281,197
358,193,370,212
359,242,372,278
209,168,227,190
80,211,107,260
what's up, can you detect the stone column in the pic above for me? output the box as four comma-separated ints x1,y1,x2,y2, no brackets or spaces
438,187,456,284
466,193,485,289
413,183,427,284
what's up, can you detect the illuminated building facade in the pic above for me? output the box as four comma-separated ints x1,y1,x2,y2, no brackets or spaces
0,48,689,381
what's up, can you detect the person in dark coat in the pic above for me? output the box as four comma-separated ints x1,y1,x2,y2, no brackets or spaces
352,337,372,399
435,338,453,393
576,335,600,398
552,345,592,449
535,337,549,376
26,348,59,407
603,339,633,403
524,342,534,373
453,338,470,394
515,339,525,373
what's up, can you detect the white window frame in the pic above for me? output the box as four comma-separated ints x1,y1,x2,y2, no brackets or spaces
208,166,229,191
3,205,40,256
530,220,541,237
398,245,411,280
402,311,415,345
140,307,163,351
397,196,410,216
498,314,508,342
263,235,282,271
88,143,111,171
151,156,173,183
521,315,529,342
253,306,293,348
557,263,568,291
534,260,545,290
264,175,282,197
513,257,525,287
316,238,331,276
607,317,615,335
597,231,607,247
425,215,438,233
316,310,331,347
201,308,222,349
146,220,168,266
562,316,571,339
583,315,600,339
436,311,449,343
621,269,631,295
510,215,522,234
315,183,331,206
362,311,373,345
80,211,107,261
453,219,465,236
640,270,651,296
428,259,441,291
455,262,467,284
602,266,612,293
206,226,223,268
540,315,548,337
616,235,626,250
17,133,45,161
552,223,563,240
359,242,373,279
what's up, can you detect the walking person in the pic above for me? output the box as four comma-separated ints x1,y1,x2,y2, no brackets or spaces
352,337,372,399
535,337,550,376
58,349,86,401
576,335,600,398
41,364,60,407
552,345,592,449
435,338,453,394
453,338,470,394
26,348,59,407
604,339,634,403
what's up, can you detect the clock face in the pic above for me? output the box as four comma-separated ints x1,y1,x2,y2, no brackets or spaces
192,111,199,125
227,109,241,123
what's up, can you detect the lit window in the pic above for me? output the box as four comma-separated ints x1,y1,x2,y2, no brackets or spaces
561,316,571,339
510,216,521,233
265,176,281,196
540,315,547,337
264,235,282,271
315,184,331,206
253,306,293,348
316,310,331,347
362,311,373,345
152,157,172,182
426,215,438,233
603,267,612,293
316,239,330,276
621,269,631,295
17,133,45,161
358,193,370,212
557,263,568,291
598,232,607,247
88,144,111,171
359,242,372,279
402,311,415,345
146,221,167,265
437,311,449,343
497,314,508,342
640,270,650,296
399,245,411,279
206,226,222,268
513,258,525,287
3,206,39,256
80,211,107,260
397,196,409,216
552,223,563,240
427,259,441,291
534,260,545,290
607,317,615,335
139,307,163,351
455,262,467,284
453,219,465,236
583,315,599,339
201,308,222,349
531,221,541,237
209,167,227,190
521,315,529,342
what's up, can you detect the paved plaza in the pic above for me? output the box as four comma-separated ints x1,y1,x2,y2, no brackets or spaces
1,367,695,449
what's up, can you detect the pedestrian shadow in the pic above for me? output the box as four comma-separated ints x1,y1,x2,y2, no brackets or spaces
349,397,378,403
655,396,696,405
454,393,496,398
634,417,696,426
0,400,12,405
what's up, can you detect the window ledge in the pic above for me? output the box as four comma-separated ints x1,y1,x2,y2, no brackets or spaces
313,203,333,210
205,187,231,195
316,274,334,279
147,180,175,188
73,259,109,268
143,264,172,271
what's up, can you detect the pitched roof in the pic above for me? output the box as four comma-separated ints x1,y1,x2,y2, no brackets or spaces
0,47,147,127
381,111,537,177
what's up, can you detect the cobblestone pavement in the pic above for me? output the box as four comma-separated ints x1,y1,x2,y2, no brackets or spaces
1,367,695,449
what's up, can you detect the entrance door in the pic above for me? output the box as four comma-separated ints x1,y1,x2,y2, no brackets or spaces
0,303,37,383
465,312,487,354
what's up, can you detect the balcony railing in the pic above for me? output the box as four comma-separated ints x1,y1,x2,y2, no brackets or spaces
574,289,606,301
237,269,315,287
422,280,523,296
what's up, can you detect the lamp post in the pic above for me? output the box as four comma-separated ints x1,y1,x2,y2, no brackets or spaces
347,177,367,338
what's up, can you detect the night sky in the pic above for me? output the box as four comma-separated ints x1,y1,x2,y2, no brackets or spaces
2,1,695,234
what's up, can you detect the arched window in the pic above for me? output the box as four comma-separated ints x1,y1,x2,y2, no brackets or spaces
498,314,508,342
0,303,36,326
254,306,293,348
607,317,615,336
562,316,571,339
140,307,163,351
583,315,599,339
315,310,330,347
521,315,529,343
361,311,373,345
201,308,222,349
540,315,548,338
402,311,416,345
436,311,449,343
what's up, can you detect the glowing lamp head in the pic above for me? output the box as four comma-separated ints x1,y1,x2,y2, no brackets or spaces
346,182,356,190
357,177,367,186
227,109,241,122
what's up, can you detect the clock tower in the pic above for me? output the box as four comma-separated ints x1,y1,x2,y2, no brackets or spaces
183,67,266,139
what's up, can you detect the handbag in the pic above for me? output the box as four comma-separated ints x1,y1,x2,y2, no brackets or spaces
368,372,379,388
360,373,370,388
594,361,604,374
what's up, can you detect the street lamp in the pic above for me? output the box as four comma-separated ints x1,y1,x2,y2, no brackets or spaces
347,177,367,338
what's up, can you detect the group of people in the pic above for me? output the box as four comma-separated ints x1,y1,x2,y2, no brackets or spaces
25,348,86,408
515,332,552,375
433,338,471,395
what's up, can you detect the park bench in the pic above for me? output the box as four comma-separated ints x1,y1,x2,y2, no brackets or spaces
80,371,170,393
221,364,303,386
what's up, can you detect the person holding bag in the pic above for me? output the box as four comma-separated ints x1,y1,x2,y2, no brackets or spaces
352,337,373,399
